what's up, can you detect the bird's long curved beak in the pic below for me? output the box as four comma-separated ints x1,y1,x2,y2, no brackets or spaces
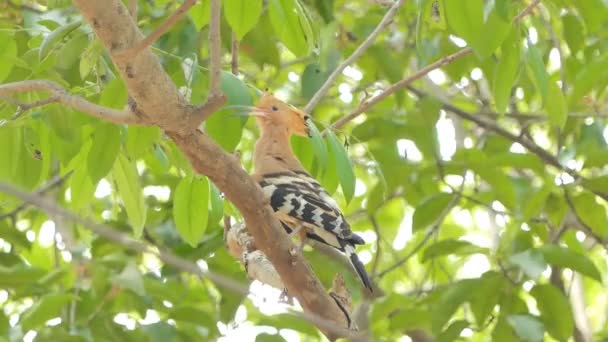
223,105,268,117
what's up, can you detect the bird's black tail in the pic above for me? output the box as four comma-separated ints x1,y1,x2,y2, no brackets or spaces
345,244,373,292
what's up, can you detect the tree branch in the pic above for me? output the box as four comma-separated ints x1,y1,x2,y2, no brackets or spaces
0,80,145,125
208,0,222,97
304,0,408,113
71,1,353,338
115,0,197,60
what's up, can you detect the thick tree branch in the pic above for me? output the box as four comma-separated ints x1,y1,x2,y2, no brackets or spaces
304,0,408,113
71,1,353,339
0,80,145,125
116,0,197,60
208,0,222,96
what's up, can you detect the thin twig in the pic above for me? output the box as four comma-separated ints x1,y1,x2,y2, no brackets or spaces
0,171,73,219
304,0,408,113
231,31,239,75
208,0,222,96
0,80,144,125
513,0,541,23
116,0,197,60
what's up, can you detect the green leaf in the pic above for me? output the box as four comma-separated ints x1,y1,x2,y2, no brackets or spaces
173,175,210,247
538,245,602,283
301,63,328,100
189,1,211,30
570,192,608,237
241,12,280,67
125,126,160,159
39,21,81,61
475,4,511,58
142,322,175,342
207,183,224,227
112,154,147,237
493,29,520,113
412,193,454,232
508,249,546,280
444,0,483,49
0,32,17,82
206,72,251,151
20,293,75,330
570,53,608,105
100,77,128,109
268,0,314,56
469,271,504,327
530,284,573,341
545,82,567,129
422,239,487,262
562,14,584,54
112,261,146,296
526,44,549,101
432,279,475,332
326,131,355,203
0,265,45,288
68,140,95,209
308,120,328,171
437,320,468,342
87,123,121,183
56,31,89,70
224,0,263,40
507,314,545,342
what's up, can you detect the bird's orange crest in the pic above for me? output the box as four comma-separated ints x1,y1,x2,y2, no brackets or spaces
253,92,310,137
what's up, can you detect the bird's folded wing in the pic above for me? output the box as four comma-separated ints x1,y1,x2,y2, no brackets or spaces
259,172,352,240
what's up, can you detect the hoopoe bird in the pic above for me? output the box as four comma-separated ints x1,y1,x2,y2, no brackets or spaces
246,92,373,292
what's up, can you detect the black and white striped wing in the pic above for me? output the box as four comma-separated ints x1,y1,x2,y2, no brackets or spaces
259,172,364,245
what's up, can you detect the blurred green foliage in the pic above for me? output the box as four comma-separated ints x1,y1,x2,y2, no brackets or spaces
0,0,608,341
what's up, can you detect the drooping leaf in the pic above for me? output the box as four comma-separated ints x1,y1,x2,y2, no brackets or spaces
20,293,75,330
508,249,547,280
39,21,81,61
268,0,314,56
308,120,328,171
173,175,210,247
112,153,147,237
326,130,355,203
412,193,454,232
530,284,574,341
493,29,520,113
507,314,545,342
545,82,567,129
206,72,251,151
538,245,602,282
526,44,549,101
0,32,18,82
422,239,487,262
87,123,121,183
224,0,263,40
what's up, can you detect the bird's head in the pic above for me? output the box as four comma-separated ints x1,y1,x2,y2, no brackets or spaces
249,92,311,137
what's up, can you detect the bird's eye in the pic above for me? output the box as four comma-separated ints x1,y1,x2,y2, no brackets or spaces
271,106,278,111
304,115,310,121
